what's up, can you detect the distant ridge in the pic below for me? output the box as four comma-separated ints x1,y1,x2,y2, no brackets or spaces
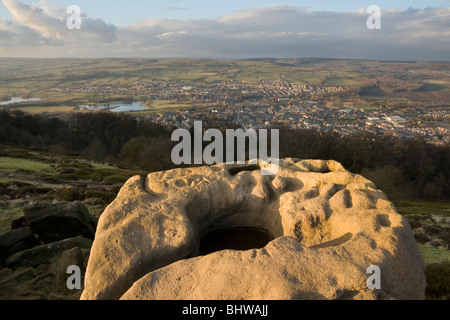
237,57,338,65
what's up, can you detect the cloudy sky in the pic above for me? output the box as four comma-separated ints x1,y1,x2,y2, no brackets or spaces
0,0,449,60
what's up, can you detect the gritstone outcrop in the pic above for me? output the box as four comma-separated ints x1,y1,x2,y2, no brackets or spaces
81,159,426,300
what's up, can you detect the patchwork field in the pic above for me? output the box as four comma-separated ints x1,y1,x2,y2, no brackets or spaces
1,58,449,113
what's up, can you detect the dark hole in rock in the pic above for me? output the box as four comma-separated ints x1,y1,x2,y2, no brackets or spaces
228,165,261,176
198,227,274,256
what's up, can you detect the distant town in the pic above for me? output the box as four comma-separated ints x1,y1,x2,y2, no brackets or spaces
4,79,450,145
148,99,449,144
87,80,447,144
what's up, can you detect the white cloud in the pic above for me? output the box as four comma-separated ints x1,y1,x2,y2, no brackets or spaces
0,19,50,46
35,0,70,19
114,6,450,60
0,0,117,46
0,1,449,60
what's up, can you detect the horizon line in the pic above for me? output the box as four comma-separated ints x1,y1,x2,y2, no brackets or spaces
0,56,449,63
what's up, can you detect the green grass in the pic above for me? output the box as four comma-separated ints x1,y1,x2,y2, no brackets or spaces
0,205,25,234
0,177,19,184
419,244,450,265
394,200,450,217
0,145,141,184
322,76,359,86
15,106,76,114
89,162,117,170
0,177,58,188
394,200,450,266
148,100,192,110
425,262,450,300
0,157,54,174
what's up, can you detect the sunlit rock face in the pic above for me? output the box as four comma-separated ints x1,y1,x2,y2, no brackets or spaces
81,159,426,300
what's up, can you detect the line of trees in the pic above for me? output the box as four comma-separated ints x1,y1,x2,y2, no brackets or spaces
277,128,450,200
0,110,174,172
0,109,448,200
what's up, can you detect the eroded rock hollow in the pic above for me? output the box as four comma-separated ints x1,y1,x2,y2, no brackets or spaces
81,159,426,300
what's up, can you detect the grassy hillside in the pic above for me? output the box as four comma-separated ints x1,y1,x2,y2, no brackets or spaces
0,145,145,233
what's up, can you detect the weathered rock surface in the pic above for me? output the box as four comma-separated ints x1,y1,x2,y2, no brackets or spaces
0,227,38,260
6,236,92,269
82,159,427,300
0,267,37,287
0,238,92,300
50,247,85,283
24,201,97,243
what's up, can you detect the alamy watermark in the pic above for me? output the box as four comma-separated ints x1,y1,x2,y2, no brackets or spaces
367,265,381,290
171,121,280,175
67,5,82,30
66,265,81,290
66,5,381,31
367,5,381,30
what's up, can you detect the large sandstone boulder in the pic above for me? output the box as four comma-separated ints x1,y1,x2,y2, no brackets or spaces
81,159,426,300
